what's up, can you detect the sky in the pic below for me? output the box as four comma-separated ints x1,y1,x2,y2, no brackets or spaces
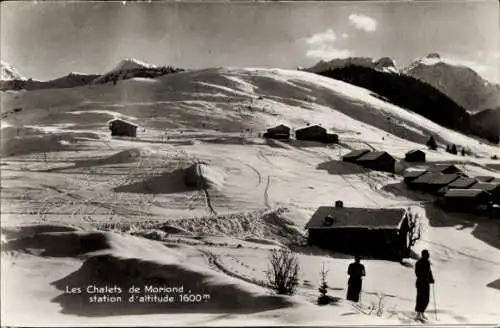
1,0,499,82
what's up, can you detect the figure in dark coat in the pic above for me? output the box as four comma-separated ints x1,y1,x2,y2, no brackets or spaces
415,249,435,320
346,256,366,302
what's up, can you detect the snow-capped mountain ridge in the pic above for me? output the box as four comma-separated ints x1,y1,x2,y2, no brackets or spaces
92,58,160,84
305,56,398,74
404,53,500,112
1,61,26,81
107,58,157,74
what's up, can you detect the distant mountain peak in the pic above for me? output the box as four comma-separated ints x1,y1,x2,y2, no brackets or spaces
425,52,441,59
112,58,157,72
404,54,500,112
92,58,158,84
1,61,27,81
305,56,398,74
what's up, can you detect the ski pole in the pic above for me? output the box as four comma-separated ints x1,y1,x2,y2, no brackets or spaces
432,284,438,320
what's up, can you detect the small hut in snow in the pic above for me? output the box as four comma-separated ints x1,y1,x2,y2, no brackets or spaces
304,201,409,261
353,151,396,173
405,149,426,162
438,189,492,213
263,124,291,140
108,119,138,137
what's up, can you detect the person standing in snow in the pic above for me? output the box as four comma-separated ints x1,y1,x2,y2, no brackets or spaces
346,255,366,302
415,249,435,320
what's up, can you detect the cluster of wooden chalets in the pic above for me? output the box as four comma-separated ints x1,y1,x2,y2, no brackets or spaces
263,124,339,144
403,164,500,217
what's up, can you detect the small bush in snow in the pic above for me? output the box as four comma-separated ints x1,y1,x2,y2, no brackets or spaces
407,210,424,255
317,263,330,305
367,293,386,317
265,247,300,296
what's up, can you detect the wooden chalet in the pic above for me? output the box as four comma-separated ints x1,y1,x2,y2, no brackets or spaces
305,201,409,261
405,149,426,162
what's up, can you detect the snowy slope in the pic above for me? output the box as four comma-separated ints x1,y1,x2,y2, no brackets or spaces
1,66,500,326
1,61,26,81
404,53,500,112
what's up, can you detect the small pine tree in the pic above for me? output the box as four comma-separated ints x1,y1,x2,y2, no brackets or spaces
317,264,330,305
426,136,437,150
450,144,458,154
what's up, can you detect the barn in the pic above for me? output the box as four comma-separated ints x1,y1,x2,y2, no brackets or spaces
403,170,428,184
438,189,492,212
409,172,462,193
305,201,409,261
263,124,290,140
469,182,500,204
108,119,138,137
428,164,463,175
405,149,426,162
342,149,370,163
295,125,327,142
353,151,396,173
437,176,478,196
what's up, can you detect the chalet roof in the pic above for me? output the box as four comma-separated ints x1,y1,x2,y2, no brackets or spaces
356,151,394,162
403,170,428,179
296,124,326,133
406,149,425,156
469,182,500,192
448,177,478,189
305,206,406,230
476,176,495,183
427,164,462,174
267,124,290,132
443,189,488,198
411,173,461,185
108,118,138,127
343,149,370,160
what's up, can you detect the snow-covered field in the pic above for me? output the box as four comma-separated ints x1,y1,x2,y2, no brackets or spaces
1,67,499,326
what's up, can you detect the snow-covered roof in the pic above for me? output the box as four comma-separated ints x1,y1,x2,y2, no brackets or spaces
305,206,406,230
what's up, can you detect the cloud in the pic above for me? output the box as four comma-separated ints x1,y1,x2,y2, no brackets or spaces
348,14,377,32
305,29,337,46
306,48,351,60
304,29,351,60
342,33,349,39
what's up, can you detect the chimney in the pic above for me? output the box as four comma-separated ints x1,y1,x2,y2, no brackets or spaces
335,200,344,208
